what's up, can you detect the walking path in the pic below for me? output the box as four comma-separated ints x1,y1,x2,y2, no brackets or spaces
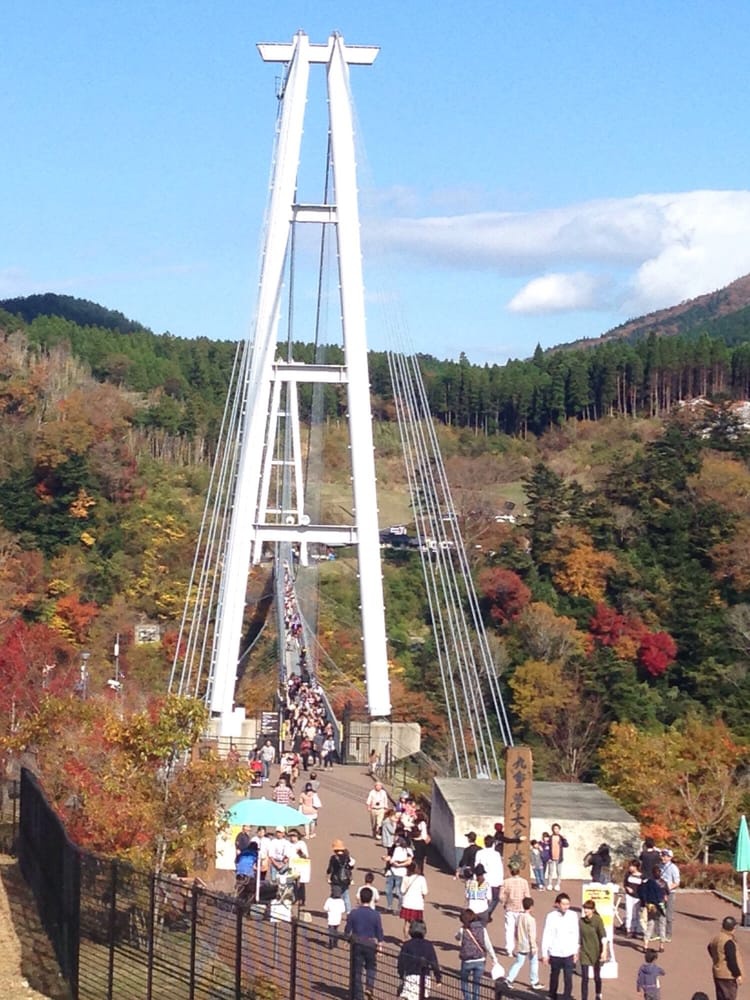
244,759,745,999
0,855,64,999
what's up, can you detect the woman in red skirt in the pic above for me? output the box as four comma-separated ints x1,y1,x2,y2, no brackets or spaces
399,862,429,938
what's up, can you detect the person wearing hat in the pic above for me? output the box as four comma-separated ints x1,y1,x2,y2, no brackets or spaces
327,839,356,913
455,832,480,880
708,916,744,1000
659,849,680,943
267,826,291,884
465,864,491,926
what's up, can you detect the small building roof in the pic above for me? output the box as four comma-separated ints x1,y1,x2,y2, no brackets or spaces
434,777,636,825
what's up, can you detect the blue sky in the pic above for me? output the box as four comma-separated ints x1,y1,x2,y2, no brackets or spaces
3,1,750,364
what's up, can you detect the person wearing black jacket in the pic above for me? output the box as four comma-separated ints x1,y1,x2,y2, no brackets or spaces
397,920,441,999
455,832,480,878
639,837,661,880
585,843,612,883
493,821,524,858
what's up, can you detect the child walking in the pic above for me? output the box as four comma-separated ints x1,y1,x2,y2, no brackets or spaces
529,840,544,890
323,886,346,948
636,948,666,1000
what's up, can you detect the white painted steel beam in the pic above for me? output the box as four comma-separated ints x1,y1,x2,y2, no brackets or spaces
209,32,311,724
252,524,358,545
210,32,391,731
327,36,391,717
258,36,379,65
271,362,348,384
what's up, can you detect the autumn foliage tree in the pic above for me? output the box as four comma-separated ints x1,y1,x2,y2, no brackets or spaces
509,658,605,781
478,567,531,626
0,619,77,735
589,604,677,678
598,717,749,858
9,694,245,871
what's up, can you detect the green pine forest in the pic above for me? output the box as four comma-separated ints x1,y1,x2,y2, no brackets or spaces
3,288,750,859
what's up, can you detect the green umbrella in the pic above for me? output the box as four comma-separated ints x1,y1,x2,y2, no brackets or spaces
226,797,308,828
735,814,750,925
735,814,750,871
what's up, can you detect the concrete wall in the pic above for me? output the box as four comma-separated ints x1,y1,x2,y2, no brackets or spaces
431,777,641,879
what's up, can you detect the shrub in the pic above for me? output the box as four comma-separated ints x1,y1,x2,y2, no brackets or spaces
679,862,740,891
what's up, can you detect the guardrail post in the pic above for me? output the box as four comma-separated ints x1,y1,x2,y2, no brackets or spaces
146,872,156,1000
235,900,243,1000
107,861,117,1000
289,917,298,999
189,882,199,1000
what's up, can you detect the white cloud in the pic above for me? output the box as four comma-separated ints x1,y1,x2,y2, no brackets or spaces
508,272,610,313
366,190,750,317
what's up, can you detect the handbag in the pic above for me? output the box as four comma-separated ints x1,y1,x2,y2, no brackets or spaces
490,962,505,981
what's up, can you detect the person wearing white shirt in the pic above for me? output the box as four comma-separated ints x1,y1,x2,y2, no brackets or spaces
541,893,579,1000
658,848,680,942
474,835,504,919
366,782,389,838
268,826,292,883
251,827,272,881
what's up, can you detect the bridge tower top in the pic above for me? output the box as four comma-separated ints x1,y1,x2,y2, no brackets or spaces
206,33,391,734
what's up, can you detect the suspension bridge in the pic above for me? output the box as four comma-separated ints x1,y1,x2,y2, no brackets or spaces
168,31,513,781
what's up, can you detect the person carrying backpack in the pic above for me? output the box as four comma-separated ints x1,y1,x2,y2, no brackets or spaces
327,838,356,913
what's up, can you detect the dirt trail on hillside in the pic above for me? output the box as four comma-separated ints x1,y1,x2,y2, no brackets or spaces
0,855,62,999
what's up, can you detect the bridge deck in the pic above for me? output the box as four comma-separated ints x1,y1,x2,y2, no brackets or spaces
219,761,738,998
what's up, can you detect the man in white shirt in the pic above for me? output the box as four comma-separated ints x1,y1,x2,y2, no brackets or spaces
366,782,389,838
474,834,504,920
267,825,291,883
259,739,276,782
659,848,680,942
541,893,579,1000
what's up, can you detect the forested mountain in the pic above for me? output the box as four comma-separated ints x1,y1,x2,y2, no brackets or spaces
1,288,750,861
0,293,149,334
5,282,750,442
558,271,750,349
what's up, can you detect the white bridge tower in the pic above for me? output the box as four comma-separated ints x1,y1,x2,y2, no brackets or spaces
209,32,391,734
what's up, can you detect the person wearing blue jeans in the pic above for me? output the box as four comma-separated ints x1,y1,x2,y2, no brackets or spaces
383,867,402,913
460,957,485,1000
345,890,383,1000
457,908,497,1000
505,897,544,990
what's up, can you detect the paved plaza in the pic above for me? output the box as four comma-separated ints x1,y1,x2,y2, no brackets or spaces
221,761,745,999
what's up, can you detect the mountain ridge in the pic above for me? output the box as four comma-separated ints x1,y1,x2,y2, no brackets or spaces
6,274,750,362
555,272,750,351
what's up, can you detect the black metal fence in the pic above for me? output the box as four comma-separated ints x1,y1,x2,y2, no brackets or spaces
18,768,80,992
17,767,513,1000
